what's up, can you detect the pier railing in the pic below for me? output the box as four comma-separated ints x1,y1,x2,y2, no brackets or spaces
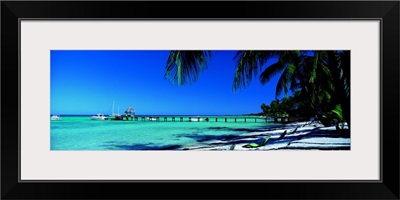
108,116,274,123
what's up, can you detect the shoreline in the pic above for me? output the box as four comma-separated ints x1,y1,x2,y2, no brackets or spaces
182,121,350,151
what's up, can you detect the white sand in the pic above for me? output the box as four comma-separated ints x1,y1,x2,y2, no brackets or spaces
184,121,350,151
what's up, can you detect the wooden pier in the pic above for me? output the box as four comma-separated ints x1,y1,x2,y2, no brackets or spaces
106,115,272,123
105,115,309,123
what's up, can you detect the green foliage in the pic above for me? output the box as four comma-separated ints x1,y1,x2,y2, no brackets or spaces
164,50,350,128
331,104,343,120
322,104,345,129
260,91,311,118
232,51,278,90
260,103,271,116
164,50,212,86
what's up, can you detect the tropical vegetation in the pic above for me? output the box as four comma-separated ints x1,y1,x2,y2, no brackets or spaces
260,91,315,118
164,50,350,129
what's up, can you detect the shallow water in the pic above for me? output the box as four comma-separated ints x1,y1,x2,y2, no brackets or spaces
50,116,278,150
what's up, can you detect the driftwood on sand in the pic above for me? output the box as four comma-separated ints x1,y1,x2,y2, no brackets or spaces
277,127,298,140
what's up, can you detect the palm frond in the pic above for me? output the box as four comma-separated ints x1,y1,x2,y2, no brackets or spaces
259,62,286,85
275,67,290,98
164,50,211,86
331,104,343,120
309,51,319,84
232,50,277,91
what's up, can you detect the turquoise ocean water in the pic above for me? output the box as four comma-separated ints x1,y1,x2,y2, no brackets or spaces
50,115,279,150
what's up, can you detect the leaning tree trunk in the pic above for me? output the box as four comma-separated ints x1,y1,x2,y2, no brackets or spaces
304,88,333,127
315,109,333,127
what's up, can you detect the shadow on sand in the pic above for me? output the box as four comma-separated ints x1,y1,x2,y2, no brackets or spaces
183,127,350,150
101,125,350,150
102,141,183,150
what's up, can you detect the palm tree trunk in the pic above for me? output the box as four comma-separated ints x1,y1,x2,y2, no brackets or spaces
329,51,350,128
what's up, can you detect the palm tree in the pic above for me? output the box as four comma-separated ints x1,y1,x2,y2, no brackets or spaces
232,50,329,123
286,50,349,127
163,50,350,127
233,50,349,127
325,50,350,127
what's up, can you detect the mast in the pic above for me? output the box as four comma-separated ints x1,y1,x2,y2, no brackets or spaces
112,100,115,115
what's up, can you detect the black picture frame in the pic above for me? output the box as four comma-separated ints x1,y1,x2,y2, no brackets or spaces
2,1,399,199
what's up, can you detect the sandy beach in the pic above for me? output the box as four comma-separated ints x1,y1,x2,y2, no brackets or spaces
183,121,350,151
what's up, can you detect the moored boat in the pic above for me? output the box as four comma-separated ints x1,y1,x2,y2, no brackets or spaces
109,100,121,117
91,113,107,120
50,115,62,121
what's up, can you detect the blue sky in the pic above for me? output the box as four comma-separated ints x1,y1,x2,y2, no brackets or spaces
50,50,282,115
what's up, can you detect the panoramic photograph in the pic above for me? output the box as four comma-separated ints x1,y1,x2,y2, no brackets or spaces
50,50,350,151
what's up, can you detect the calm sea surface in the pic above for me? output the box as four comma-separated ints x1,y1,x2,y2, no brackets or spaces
50,115,278,150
